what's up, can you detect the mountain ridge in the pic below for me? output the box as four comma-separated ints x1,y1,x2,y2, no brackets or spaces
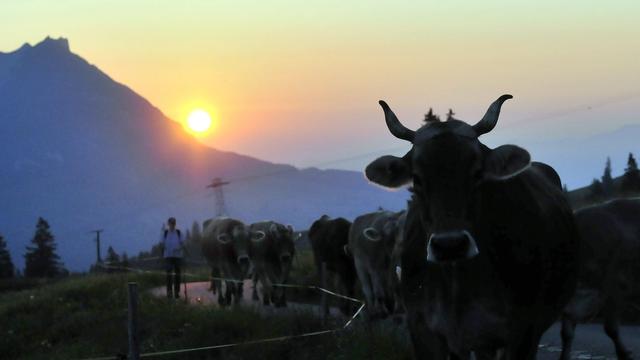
0,37,408,271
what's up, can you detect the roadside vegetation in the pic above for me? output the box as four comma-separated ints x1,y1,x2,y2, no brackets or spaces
0,272,411,360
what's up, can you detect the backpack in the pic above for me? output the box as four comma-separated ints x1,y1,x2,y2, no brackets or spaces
164,229,181,239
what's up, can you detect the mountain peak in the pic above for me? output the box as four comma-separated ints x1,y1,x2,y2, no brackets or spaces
33,36,70,52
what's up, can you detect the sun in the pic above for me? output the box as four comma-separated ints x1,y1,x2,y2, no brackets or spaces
186,109,212,133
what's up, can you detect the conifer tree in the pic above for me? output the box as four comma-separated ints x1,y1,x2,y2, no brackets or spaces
621,152,640,194
24,217,63,278
423,108,441,125
601,157,614,196
0,234,15,279
446,109,456,121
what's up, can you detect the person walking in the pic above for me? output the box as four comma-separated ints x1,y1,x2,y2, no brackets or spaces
162,217,184,299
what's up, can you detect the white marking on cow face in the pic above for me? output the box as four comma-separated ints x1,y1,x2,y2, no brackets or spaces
217,233,231,244
395,265,402,281
363,227,382,241
251,230,266,243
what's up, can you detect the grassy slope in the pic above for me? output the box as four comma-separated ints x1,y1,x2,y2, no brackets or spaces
0,272,411,360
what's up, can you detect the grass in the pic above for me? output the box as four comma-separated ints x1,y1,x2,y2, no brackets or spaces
0,272,411,360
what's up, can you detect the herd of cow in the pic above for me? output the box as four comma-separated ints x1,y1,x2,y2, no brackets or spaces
198,95,640,359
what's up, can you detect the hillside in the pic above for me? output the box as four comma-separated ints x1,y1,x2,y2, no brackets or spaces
0,37,408,270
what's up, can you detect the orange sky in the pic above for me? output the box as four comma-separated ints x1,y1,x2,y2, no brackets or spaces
1,1,639,168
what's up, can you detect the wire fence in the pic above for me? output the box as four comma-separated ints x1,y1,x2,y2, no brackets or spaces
75,261,365,360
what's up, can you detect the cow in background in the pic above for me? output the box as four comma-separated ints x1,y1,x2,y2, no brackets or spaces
349,210,405,319
248,221,296,307
308,215,356,315
561,198,640,360
201,217,251,306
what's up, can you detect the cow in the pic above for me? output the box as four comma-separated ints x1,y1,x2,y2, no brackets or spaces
308,215,357,315
560,198,640,360
365,95,580,359
349,210,405,318
201,217,251,306
248,221,296,307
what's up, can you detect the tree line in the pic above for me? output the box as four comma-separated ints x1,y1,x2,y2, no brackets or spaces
587,153,640,202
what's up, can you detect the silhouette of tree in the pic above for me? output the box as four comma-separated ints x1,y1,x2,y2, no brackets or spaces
621,152,640,194
24,217,64,278
105,246,120,264
446,109,456,121
0,234,14,279
423,108,441,125
601,157,614,197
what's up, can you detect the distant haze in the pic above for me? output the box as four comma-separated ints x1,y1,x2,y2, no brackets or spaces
1,1,639,185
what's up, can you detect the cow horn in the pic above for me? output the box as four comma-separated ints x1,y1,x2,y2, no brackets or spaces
217,233,230,244
379,101,415,142
363,227,382,242
472,94,513,136
252,230,266,242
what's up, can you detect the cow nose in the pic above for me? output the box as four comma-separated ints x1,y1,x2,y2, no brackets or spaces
426,230,479,263
238,255,250,267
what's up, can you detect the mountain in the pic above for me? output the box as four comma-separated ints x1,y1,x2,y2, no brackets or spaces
0,37,408,271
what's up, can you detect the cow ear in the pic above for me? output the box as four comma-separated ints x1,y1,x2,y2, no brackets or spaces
365,154,412,188
484,145,531,181
286,224,294,235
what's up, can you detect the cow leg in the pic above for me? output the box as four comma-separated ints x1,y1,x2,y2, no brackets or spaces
603,296,633,360
237,279,244,301
504,327,541,360
217,281,226,306
224,280,233,305
252,272,260,302
559,315,576,360
260,273,272,306
209,267,218,294
232,281,242,305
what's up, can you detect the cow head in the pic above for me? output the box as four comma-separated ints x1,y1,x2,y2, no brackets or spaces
271,223,296,266
365,95,530,264
219,224,250,275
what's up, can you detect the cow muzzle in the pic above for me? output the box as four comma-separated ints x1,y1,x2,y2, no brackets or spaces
237,255,250,267
426,230,479,263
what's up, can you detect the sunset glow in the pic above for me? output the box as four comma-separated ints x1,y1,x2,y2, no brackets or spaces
186,109,212,133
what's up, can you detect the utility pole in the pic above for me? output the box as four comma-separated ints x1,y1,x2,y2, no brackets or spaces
90,229,104,264
206,177,230,217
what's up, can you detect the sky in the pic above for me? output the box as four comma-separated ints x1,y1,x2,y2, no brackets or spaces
2,0,639,177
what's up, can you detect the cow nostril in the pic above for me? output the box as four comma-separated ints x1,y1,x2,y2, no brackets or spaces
427,231,478,263
238,256,250,266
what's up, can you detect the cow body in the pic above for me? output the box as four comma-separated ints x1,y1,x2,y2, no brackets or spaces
248,221,296,307
560,198,640,360
308,215,356,315
201,217,250,306
349,210,405,318
365,95,580,359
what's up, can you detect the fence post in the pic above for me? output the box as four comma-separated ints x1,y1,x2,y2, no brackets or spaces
320,262,329,324
127,282,140,360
